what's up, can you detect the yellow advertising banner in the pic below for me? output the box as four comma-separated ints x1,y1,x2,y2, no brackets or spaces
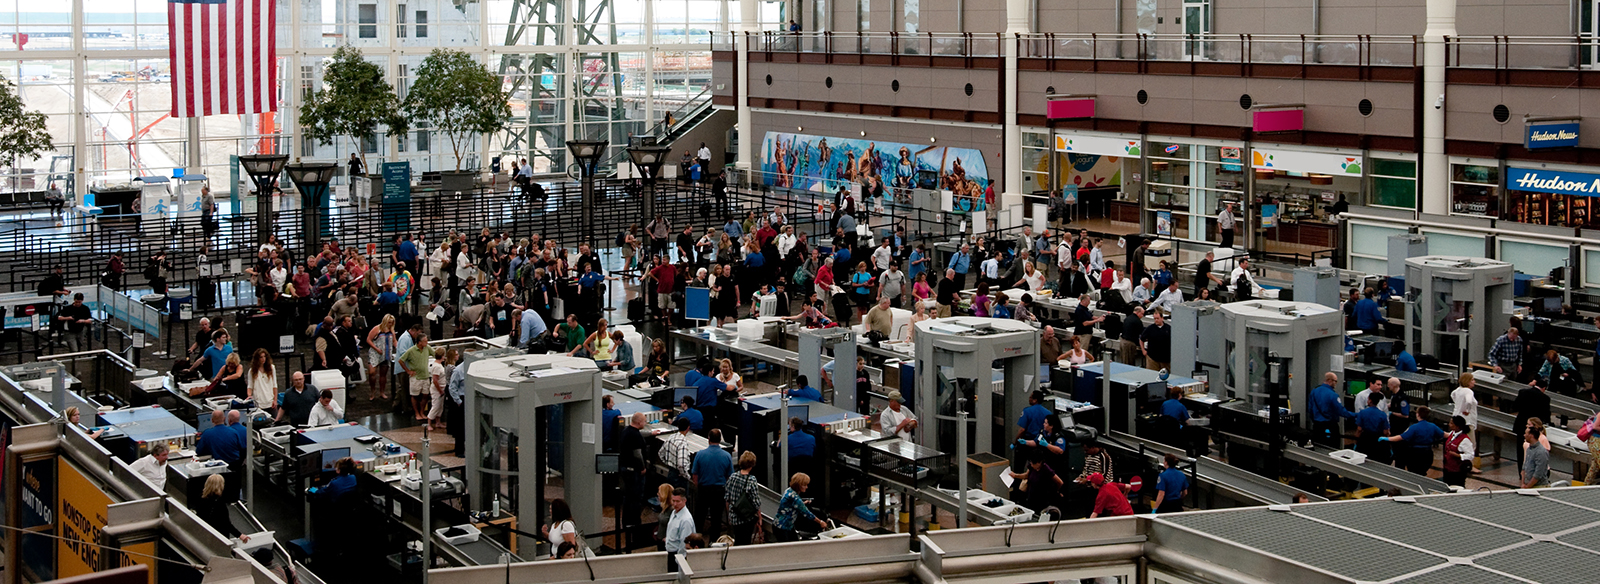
56,458,157,584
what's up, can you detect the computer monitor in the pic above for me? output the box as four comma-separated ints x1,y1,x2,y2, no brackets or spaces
594,453,619,474
1347,379,1368,396
197,412,214,433
788,405,810,424
1540,297,1563,315
299,446,350,478
673,386,699,406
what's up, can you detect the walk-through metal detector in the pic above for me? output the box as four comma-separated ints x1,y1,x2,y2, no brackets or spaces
912,317,1039,457
464,353,602,555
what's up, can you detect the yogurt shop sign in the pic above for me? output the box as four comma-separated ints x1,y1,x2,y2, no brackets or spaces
1524,121,1579,150
1507,167,1600,196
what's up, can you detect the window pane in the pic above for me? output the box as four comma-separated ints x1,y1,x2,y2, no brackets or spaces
1371,158,1415,178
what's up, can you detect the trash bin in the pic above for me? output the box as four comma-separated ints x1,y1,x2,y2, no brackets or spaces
167,288,192,322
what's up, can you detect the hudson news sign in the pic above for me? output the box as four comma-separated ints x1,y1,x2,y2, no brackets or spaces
1525,121,1580,150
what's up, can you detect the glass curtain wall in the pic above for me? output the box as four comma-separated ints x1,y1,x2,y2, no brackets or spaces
0,0,717,196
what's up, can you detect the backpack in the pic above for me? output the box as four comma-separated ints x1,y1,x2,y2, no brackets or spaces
731,479,759,520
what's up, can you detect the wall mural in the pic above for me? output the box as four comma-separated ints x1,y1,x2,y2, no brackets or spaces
758,132,992,211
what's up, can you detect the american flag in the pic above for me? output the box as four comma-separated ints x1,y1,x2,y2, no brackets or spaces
167,0,277,118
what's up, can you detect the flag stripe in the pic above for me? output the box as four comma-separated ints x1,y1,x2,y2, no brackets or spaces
168,0,277,118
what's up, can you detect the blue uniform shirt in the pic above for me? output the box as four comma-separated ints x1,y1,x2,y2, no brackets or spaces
684,369,703,386
693,375,729,412
195,425,243,465
1354,298,1384,330
1398,419,1444,448
1156,467,1189,501
1017,404,1051,437
691,445,733,486
786,386,822,402
677,407,705,431
1309,383,1356,422
320,473,358,502
1394,350,1418,373
1356,406,1389,435
601,407,622,448
1161,399,1190,425
787,429,817,458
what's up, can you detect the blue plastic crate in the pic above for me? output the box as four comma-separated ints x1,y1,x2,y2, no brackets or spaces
853,504,879,523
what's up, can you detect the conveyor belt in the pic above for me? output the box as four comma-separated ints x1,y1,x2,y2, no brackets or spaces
1283,443,1451,495
1425,397,1592,478
1103,431,1324,506
1472,377,1599,424
670,328,801,370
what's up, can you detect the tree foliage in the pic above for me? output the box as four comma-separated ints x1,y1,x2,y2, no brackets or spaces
401,49,511,171
298,45,406,172
0,73,53,173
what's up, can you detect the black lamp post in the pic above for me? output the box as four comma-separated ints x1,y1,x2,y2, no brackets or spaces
238,154,289,246
626,144,671,222
284,162,340,253
566,139,609,247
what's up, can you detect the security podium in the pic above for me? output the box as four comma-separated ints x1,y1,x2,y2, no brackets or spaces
1403,256,1513,368
912,318,1040,458
464,354,602,555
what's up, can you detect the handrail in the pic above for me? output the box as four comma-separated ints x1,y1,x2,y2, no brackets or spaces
1443,34,1596,70
603,85,716,171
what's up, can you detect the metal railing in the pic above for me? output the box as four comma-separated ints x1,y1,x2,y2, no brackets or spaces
729,31,1003,58
1444,35,1599,70
1018,33,1418,67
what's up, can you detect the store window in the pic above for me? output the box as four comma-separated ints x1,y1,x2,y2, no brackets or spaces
1450,164,1499,217
1148,141,1244,242
1367,158,1416,209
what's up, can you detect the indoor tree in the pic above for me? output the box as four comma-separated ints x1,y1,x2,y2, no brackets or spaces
299,45,406,173
0,72,53,184
401,48,511,171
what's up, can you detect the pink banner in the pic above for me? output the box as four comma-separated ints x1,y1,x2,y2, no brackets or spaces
1253,109,1304,133
1047,98,1095,120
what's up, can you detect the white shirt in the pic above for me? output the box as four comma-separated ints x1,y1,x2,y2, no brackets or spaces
980,257,1000,279
1230,266,1260,296
1218,208,1236,230
1022,272,1045,291
455,251,474,280
307,399,345,427
879,405,915,440
548,519,576,559
1353,389,1389,414
873,246,894,271
1056,242,1074,270
777,233,797,258
698,146,712,160
1111,275,1133,303
250,367,277,406
1149,287,1185,312
128,454,168,491
1451,386,1479,428
1089,248,1105,272
1448,431,1476,462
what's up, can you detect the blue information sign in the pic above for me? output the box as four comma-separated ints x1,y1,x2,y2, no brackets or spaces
1507,167,1600,197
1525,122,1580,150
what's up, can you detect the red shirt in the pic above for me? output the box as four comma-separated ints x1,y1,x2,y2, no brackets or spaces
756,226,778,247
816,264,834,287
1092,483,1133,517
650,264,677,291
